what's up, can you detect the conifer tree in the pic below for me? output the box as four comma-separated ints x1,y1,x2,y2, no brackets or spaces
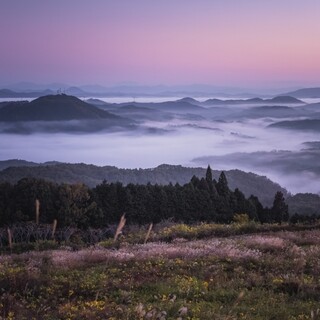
271,191,289,223
216,171,230,197
205,165,213,184
205,165,218,195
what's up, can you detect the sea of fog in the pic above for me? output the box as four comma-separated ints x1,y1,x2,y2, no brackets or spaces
1,113,319,194
0,96,320,194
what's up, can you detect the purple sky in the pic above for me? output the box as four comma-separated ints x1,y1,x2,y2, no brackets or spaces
1,0,320,88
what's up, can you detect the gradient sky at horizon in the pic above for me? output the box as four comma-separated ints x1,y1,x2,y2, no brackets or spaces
1,0,320,88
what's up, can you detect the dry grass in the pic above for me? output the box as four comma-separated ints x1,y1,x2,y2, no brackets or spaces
52,219,57,239
114,214,126,242
1,228,320,319
144,223,153,244
35,199,40,224
3,230,318,270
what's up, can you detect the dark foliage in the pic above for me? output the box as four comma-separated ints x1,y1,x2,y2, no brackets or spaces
0,161,288,207
0,167,289,228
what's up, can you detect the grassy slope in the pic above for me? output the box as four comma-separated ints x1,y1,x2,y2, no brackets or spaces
1,222,320,319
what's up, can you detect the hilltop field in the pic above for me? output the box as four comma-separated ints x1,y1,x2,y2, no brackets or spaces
1,221,320,320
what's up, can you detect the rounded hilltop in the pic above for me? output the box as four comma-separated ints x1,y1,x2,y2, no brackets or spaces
0,94,119,121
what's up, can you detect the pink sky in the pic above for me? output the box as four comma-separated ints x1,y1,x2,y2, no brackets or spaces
1,0,320,88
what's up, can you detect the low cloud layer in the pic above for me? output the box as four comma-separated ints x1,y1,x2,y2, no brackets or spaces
0,98,319,195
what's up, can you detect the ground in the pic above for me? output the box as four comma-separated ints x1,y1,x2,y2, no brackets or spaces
1,223,320,319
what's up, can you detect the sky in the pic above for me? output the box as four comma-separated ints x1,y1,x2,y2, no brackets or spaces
1,0,320,89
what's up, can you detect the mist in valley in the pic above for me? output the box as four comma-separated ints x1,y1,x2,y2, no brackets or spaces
0,96,319,195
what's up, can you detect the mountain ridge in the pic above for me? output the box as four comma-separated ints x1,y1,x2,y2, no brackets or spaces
0,160,287,206
283,87,320,98
203,96,304,106
269,119,320,132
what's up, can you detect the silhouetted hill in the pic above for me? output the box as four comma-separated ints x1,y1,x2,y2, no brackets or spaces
287,193,320,216
0,89,21,97
269,119,320,132
0,159,61,171
107,105,174,121
133,101,205,113
0,161,287,206
203,96,304,106
0,160,40,171
65,86,87,96
203,98,262,106
177,97,201,104
0,94,122,121
86,98,111,106
231,106,300,119
0,88,54,98
269,96,303,103
87,99,204,114
300,103,320,112
284,87,320,98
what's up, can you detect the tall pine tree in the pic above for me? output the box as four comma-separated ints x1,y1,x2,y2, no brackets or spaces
205,165,213,184
271,191,289,223
216,171,230,197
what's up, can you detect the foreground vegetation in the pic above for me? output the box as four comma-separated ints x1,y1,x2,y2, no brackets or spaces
1,221,320,319
0,168,318,319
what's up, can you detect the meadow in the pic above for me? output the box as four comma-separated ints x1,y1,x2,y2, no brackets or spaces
1,220,320,320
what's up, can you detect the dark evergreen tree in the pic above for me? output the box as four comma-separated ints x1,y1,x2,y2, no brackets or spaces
216,171,230,197
271,191,289,223
198,178,210,191
191,175,200,188
0,182,13,226
126,184,150,224
234,189,258,220
249,195,264,223
205,165,213,184
163,183,179,219
182,182,197,222
205,165,218,195
0,173,274,227
57,183,97,229
93,181,122,224
9,178,59,224
214,195,233,223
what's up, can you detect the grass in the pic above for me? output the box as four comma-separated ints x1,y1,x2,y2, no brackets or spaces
1,222,320,319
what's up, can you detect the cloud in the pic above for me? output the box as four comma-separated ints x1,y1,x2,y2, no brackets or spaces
192,149,320,194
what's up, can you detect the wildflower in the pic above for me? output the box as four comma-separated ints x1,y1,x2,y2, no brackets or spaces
178,306,188,316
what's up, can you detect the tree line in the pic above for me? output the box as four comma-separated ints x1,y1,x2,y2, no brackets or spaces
0,166,289,228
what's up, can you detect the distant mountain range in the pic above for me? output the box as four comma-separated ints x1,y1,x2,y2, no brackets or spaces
284,87,320,98
202,96,304,106
269,119,320,132
88,96,304,112
1,82,320,99
0,161,287,206
0,88,55,98
0,93,318,133
226,105,318,120
88,96,320,123
0,82,273,97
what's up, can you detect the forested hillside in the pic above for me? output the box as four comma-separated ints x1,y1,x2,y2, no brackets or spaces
0,167,289,228
0,161,287,206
